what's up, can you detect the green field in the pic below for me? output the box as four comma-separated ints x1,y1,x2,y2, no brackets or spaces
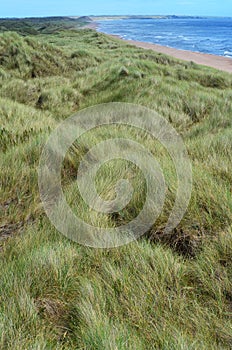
0,20,232,349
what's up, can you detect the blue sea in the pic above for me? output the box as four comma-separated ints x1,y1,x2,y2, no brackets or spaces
97,17,232,58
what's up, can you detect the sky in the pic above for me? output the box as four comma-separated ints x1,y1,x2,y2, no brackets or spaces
1,0,232,18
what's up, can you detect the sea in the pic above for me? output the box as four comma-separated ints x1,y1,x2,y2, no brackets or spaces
97,17,232,58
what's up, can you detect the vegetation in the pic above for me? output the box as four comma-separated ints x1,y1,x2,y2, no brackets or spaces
0,21,231,349
0,16,91,35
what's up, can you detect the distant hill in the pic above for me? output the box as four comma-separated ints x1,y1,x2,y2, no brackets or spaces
92,15,207,21
0,16,92,35
76,16,93,22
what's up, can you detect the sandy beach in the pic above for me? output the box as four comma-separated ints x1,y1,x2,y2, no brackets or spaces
84,22,99,30
124,39,232,73
101,31,232,74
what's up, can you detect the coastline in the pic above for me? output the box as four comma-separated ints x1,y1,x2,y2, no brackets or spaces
90,23,232,73
122,38,232,73
83,22,99,30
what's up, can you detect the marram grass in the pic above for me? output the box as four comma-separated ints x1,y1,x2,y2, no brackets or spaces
0,26,231,349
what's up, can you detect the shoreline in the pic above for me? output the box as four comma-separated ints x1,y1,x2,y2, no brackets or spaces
91,23,232,73
122,38,232,73
84,22,99,30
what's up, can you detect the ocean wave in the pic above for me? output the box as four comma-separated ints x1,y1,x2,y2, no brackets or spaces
178,35,190,41
98,18,232,57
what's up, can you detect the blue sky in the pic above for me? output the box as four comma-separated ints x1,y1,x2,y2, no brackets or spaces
1,0,232,18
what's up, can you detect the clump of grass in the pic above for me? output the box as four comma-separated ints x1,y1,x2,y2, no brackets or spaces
182,96,214,123
70,49,92,59
199,73,231,89
36,86,81,116
119,66,129,76
0,32,72,78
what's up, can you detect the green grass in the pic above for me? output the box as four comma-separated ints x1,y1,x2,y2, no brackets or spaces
0,24,232,349
0,16,91,35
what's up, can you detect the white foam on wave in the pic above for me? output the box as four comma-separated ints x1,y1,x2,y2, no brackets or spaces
177,35,190,41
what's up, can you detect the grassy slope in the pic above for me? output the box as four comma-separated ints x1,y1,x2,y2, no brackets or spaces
0,17,90,35
0,27,232,349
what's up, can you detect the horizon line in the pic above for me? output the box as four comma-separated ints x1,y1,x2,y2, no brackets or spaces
1,14,232,19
